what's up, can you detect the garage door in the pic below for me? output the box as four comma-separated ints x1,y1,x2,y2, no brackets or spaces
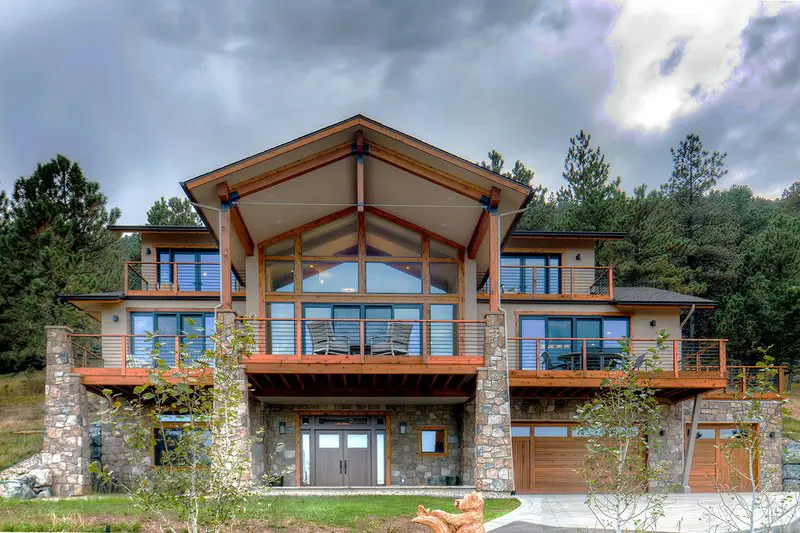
512,423,588,493
688,424,754,492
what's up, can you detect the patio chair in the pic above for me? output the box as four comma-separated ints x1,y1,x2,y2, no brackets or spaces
307,321,351,355
632,354,646,371
370,322,413,356
542,351,569,370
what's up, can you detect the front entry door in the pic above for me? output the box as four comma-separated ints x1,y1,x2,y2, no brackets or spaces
314,431,373,486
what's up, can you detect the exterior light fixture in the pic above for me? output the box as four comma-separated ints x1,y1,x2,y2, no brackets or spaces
575,253,582,261
279,421,286,435
399,422,407,435
650,320,657,327
145,247,152,255
112,315,119,323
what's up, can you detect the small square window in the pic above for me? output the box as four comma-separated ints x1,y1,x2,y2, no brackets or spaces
419,427,447,455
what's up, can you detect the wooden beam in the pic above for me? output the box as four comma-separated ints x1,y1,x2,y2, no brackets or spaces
218,182,255,256
219,205,233,309
467,187,501,260
356,131,365,212
231,142,353,199
488,207,500,312
368,142,489,202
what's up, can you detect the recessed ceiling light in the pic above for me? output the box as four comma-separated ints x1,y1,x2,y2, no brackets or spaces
276,220,283,225
441,223,447,227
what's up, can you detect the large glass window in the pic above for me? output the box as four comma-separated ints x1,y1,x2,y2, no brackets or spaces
153,424,212,467
517,315,631,370
366,262,422,293
366,215,421,257
302,262,358,293
302,214,358,257
157,249,239,292
265,261,294,292
430,304,456,356
130,312,215,367
430,263,458,294
266,303,295,354
500,254,561,294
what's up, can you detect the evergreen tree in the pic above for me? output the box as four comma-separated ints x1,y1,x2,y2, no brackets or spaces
479,150,535,186
0,155,121,370
146,196,201,226
780,181,800,215
553,130,625,231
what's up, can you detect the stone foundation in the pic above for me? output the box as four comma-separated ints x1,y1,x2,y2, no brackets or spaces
42,326,91,497
98,399,151,489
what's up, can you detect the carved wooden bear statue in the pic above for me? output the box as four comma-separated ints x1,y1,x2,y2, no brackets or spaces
412,491,485,533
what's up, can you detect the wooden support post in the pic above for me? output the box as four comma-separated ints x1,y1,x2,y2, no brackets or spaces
175,336,181,368
608,268,614,299
673,340,680,378
121,336,127,376
356,131,364,212
581,339,587,376
779,367,786,395
719,339,726,378
488,212,500,312
681,393,703,492
359,321,365,363
220,206,233,310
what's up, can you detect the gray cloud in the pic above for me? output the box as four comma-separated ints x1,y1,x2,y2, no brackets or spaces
0,1,797,224
659,39,687,77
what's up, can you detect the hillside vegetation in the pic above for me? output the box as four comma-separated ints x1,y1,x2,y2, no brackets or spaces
0,370,45,469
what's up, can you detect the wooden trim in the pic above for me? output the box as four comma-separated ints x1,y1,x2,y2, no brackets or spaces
218,181,255,256
514,310,630,318
231,142,353,199
260,207,357,249
501,247,568,254
467,187,501,260
148,242,218,251
365,206,464,253
263,293,459,303
368,142,489,202
418,425,448,457
356,131,364,212
219,202,233,309
488,212,499,311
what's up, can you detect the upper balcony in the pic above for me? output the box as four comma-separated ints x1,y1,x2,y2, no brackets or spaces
478,265,613,301
506,336,728,401
124,261,245,297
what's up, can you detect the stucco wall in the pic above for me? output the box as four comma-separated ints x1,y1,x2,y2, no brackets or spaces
138,232,216,263
503,237,596,267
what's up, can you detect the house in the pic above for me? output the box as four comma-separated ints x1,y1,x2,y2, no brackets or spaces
46,115,784,497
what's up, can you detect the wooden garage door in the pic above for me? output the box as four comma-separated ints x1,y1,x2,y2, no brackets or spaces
512,423,588,494
688,424,755,492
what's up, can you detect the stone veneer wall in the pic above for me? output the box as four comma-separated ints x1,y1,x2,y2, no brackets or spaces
249,396,266,483
261,404,465,487
460,397,475,485
511,398,581,420
42,326,92,497
474,312,513,493
99,400,151,488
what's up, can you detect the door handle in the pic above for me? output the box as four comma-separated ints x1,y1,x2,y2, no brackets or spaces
344,460,347,474
339,460,343,474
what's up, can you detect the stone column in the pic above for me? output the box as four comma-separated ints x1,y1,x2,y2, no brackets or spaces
460,396,476,486
474,312,513,494
249,397,266,483
212,310,253,482
99,399,151,489
648,400,684,491
42,326,91,496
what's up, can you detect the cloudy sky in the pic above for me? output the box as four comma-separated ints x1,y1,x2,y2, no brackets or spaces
1,0,798,223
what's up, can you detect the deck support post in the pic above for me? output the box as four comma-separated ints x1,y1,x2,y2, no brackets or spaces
680,393,703,492
42,325,92,496
474,312,513,494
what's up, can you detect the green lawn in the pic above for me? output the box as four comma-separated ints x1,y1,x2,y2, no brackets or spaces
0,495,520,532
0,370,45,469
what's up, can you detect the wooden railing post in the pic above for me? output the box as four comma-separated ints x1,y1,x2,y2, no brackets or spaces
608,268,614,299
719,339,726,378
123,262,129,292
172,262,179,294
570,268,575,299
742,368,747,396
295,318,303,361
121,336,127,375
535,339,540,375
360,320,366,364
175,336,181,368
581,339,587,376
673,340,679,378
779,367,786,395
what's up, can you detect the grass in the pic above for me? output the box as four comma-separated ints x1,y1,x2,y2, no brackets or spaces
0,370,45,470
0,495,520,532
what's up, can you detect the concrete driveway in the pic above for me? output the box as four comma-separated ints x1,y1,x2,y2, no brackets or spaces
485,493,800,532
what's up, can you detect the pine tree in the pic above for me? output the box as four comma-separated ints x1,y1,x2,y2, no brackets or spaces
146,196,201,226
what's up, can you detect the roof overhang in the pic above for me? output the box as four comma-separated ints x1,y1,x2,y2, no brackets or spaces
181,115,532,277
511,231,627,241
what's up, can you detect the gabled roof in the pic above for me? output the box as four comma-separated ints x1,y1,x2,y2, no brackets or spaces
613,287,716,307
511,230,627,240
181,114,531,196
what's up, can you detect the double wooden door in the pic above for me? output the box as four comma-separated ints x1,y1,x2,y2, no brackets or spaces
315,431,372,486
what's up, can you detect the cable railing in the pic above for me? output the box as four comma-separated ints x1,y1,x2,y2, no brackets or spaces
714,365,787,397
69,333,216,370
237,317,486,361
506,337,727,377
124,262,243,294
477,265,613,299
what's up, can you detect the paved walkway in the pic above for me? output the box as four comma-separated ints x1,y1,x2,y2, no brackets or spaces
485,493,800,532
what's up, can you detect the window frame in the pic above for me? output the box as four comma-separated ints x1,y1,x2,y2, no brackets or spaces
130,311,215,365
155,248,240,291
501,253,562,294
418,426,448,457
